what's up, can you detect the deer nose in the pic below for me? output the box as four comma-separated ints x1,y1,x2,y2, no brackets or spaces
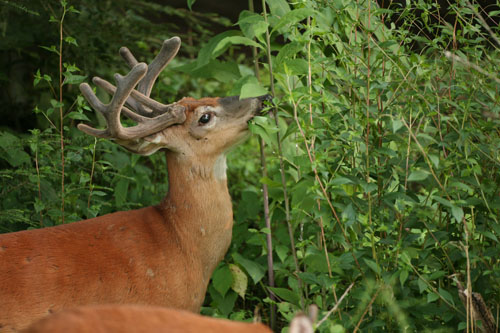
257,94,273,110
258,94,273,104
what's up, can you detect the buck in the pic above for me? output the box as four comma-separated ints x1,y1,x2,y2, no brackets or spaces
23,304,314,333
0,37,270,332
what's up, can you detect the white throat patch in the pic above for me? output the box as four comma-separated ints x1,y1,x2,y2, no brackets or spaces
213,154,227,180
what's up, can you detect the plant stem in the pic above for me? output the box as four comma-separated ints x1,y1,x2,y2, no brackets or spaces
261,0,305,310
35,144,43,227
59,3,67,224
249,0,276,328
87,138,97,210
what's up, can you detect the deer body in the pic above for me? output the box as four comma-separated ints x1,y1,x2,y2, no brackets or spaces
23,305,273,333
0,37,269,331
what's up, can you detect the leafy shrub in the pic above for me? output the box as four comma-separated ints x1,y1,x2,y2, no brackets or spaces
2,0,500,331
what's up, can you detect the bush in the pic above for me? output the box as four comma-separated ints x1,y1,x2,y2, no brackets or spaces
1,0,500,331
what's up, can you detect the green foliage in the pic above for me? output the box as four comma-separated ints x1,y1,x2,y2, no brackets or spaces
2,0,500,331
201,0,500,331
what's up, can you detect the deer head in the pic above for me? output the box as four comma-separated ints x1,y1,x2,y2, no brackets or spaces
78,37,271,163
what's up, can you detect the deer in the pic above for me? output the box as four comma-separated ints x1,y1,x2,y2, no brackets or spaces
23,304,314,333
0,36,271,332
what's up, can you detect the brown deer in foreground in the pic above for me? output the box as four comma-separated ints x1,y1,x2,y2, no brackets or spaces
0,36,270,332
23,304,314,333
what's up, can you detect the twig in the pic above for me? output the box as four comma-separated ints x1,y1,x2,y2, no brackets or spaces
444,51,500,85
87,137,98,210
465,0,500,49
316,282,355,328
353,284,383,333
59,2,67,223
250,0,276,328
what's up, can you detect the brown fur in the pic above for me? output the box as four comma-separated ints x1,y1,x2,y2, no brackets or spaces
23,305,272,333
0,94,264,332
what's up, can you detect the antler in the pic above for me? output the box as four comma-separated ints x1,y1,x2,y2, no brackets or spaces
78,37,185,141
119,37,181,116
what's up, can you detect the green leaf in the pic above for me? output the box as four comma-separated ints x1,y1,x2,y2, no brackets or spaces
268,287,300,306
271,8,316,35
40,45,59,55
212,264,233,297
67,111,90,121
451,205,464,223
363,258,381,275
266,0,291,17
427,292,439,303
63,74,87,85
187,0,196,10
238,11,268,39
240,82,268,99
232,253,265,284
64,36,78,46
400,269,409,286
407,170,430,182
438,287,455,306
392,119,403,133
195,31,240,69
418,278,427,293
213,36,264,55
208,287,237,316
114,179,129,207
275,245,288,263
229,264,247,299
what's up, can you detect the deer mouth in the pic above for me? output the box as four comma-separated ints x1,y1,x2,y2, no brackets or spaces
247,94,273,123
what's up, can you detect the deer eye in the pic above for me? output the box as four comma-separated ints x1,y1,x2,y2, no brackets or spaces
198,113,211,125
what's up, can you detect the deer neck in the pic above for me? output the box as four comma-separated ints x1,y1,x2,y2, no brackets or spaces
160,151,233,279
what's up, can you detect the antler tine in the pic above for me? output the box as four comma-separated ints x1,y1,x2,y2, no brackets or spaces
119,37,181,115
78,63,147,139
92,77,169,117
78,61,186,141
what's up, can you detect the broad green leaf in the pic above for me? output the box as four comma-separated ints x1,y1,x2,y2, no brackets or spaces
64,36,78,46
271,8,316,35
67,111,90,121
195,31,240,68
63,74,87,85
208,286,237,316
238,11,268,39
268,287,300,306
427,292,439,303
481,231,498,242
114,179,129,207
229,264,247,299
213,36,264,55
275,41,304,67
40,45,59,55
418,278,427,293
363,258,381,275
275,245,288,263
240,82,268,99
266,0,291,17
400,269,409,286
283,58,308,75
407,170,430,182
232,253,265,284
252,116,279,134
392,119,403,133
439,287,455,306
212,264,233,297
451,205,464,223
187,0,196,10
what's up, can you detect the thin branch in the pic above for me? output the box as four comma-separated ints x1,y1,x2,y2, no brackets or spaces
316,282,355,328
250,0,276,328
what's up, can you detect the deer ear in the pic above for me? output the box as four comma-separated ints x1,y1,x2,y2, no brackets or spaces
143,124,185,153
